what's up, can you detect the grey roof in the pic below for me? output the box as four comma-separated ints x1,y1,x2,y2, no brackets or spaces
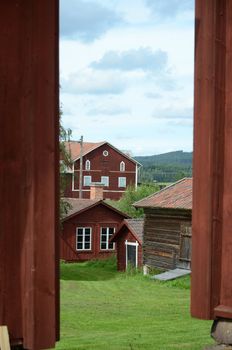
124,218,144,243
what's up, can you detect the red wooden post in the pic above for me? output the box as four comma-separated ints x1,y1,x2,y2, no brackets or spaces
191,0,232,328
0,1,59,349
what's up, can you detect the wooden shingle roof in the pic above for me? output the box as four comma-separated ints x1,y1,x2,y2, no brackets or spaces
62,198,130,221
134,178,192,210
111,218,144,244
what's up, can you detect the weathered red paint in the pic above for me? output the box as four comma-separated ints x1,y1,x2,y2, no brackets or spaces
0,1,59,348
191,0,232,320
61,203,127,261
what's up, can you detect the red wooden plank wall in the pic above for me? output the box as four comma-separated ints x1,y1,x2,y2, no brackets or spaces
0,1,59,349
191,0,232,320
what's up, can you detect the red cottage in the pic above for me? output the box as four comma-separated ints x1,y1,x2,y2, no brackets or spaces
61,198,129,262
111,219,144,271
62,141,140,200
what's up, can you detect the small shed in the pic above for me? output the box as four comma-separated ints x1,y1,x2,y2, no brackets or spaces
61,198,129,262
134,178,192,271
111,219,144,271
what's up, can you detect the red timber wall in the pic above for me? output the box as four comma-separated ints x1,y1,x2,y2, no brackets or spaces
65,143,137,200
61,204,126,261
115,228,142,271
191,0,232,320
0,1,59,349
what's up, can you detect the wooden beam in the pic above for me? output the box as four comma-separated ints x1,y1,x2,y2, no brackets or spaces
191,0,232,321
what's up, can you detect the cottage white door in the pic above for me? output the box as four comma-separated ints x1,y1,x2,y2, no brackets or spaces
125,241,139,269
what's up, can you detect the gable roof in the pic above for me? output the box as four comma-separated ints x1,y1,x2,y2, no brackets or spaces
64,141,141,165
62,198,130,222
133,178,192,210
111,218,144,245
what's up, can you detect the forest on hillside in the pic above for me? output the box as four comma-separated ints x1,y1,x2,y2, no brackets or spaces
135,150,193,183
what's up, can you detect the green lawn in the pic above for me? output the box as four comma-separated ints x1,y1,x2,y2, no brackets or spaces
56,258,213,350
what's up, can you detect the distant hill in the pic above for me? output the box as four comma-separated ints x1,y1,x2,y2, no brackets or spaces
135,150,193,167
135,151,193,183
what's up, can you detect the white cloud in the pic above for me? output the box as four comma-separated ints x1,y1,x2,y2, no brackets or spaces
91,47,168,72
60,0,123,41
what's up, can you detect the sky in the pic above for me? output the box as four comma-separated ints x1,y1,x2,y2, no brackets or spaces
60,0,194,156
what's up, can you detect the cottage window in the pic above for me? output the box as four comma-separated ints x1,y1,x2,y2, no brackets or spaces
76,227,92,250
100,227,115,250
85,160,91,171
120,161,125,172
83,175,92,186
103,150,109,157
118,177,126,188
101,176,109,187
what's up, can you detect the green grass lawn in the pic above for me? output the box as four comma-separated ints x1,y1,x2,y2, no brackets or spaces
56,258,213,350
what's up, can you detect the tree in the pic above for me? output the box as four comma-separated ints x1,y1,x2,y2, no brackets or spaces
108,184,159,218
59,117,72,221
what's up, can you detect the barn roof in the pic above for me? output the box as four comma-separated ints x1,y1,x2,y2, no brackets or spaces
111,218,144,245
133,178,192,210
64,141,141,165
62,198,130,221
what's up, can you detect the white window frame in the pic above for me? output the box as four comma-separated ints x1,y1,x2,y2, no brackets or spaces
118,177,126,188
83,175,92,186
120,161,125,172
85,160,91,171
100,227,115,250
76,227,92,251
125,240,139,269
101,176,109,187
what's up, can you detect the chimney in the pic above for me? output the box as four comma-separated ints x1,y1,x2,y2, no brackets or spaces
90,182,104,200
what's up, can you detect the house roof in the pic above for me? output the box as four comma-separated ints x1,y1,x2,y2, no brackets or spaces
64,141,141,165
62,198,130,221
111,218,144,245
133,178,192,210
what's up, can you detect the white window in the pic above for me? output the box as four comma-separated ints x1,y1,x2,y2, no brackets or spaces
120,161,125,172
101,176,109,187
76,227,92,250
103,150,109,157
85,160,91,171
118,177,126,188
100,227,115,250
83,175,92,186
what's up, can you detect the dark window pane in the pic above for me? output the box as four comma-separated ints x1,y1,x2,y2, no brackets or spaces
109,228,114,235
101,228,107,235
101,234,107,242
85,243,90,249
85,234,90,242
101,242,107,249
85,228,90,235
108,242,114,249
77,236,83,243
77,243,82,250
78,228,83,235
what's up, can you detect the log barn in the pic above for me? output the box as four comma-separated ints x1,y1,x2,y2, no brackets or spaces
111,219,144,271
61,197,129,262
134,178,192,271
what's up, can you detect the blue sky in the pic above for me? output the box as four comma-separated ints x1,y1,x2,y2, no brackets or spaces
60,0,194,156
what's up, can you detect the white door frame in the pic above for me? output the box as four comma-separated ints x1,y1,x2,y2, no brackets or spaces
125,240,139,269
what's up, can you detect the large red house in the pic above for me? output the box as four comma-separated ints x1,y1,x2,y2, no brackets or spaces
62,141,140,200
60,197,129,262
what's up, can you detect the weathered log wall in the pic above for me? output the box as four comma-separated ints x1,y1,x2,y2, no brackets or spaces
143,208,192,270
